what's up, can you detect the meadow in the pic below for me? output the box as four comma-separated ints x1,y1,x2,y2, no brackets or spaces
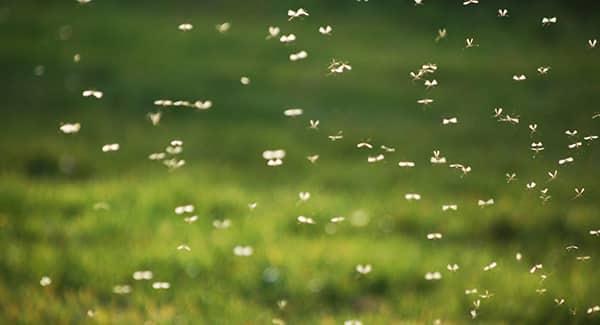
1,0,599,324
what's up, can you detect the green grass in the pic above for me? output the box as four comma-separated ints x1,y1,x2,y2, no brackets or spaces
1,0,599,323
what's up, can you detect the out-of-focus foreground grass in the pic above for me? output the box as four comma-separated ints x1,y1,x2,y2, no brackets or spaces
0,0,599,323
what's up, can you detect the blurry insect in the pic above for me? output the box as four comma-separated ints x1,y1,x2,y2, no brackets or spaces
405,193,421,201
479,290,494,299
470,309,477,319
589,39,598,48
573,188,585,199
427,233,443,240
500,114,520,124
297,216,315,224
447,264,459,272
248,202,258,210
344,320,363,325
398,161,415,168
309,120,319,129
526,181,536,190
576,256,591,261
450,163,471,176
529,123,538,136
541,17,557,26
175,204,194,215
328,59,352,74
568,141,582,149
516,252,523,261
263,149,286,166
425,272,442,280
77,0,92,3
289,50,308,61
565,129,578,137
178,23,193,31
355,264,372,274
584,135,598,143
357,142,373,149
284,108,303,117
587,306,600,314
73,53,81,63
331,216,345,223
266,26,280,39
194,100,213,110
493,107,503,118
307,155,320,163
506,172,517,183
430,150,447,164
367,154,385,163
483,261,497,271
442,117,458,125
463,0,479,5
212,219,231,229
177,244,191,251
148,153,166,160
465,37,478,48
113,285,131,294
184,215,198,224
298,191,310,202
216,22,230,33
593,112,600,119
530,142,544,155
442,204,458,211
565,245,579,251
288,8,309,20
425,79,438,89
498,9,509,17
147,112,161,126
435,28,447,42
417,98,434,106
319,25,333,35
82,89,103,99
558,156,574,165
328,131,344,141
414,0,424,5
40,276,51,286
102,143,120,152
381,145,396,152
279,34,296,43
536,288,547,295
465,289,478,295
555,298,565,306
59,122,81,134
240,76,250,85
152,282,170,290
478,198,494,207
547,170,558,182
132,271,153,280
233,245,253,256
529,264,543,274
512,74,527,81
277,300,287,310
537,66,551,75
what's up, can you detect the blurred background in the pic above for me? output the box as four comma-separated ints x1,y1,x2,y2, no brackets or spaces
1,0,599,323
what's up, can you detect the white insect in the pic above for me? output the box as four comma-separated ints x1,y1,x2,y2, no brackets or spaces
589,39,598,48
298,192,311,202
565,129,578,137
112,285,131,294
529,264,543,274
512,74,527,81
435,28,447,42
478,198,495,207
284,108,303,117
147,112,161,126
430,150,447,164
449,163,471,176
367,154,385,163
573,188,585,199
465,289,478,295
82,89,103,99
212,219,231,229
266,26,280,39
526,181,537,190
184,215,198,224
328,59,352,74
233,245,253,256
587,306,600,314
417,98,434,106
307,155,320,163
215,22,230,34
405,193,422,201
424,79,438,89
59,123,81,134
528,123,538,135
152,282,170,289
398,161,415,168
498,9,509,17
414,0,424,5
547,170,558,181
381,145,396,152
279,34,296,43
319,25,333,35
40,276,52,286
355,264,372,274
493,107,503,118
288,8,309,21
289,50,308,61
555,298,565,306
424,272,442,280
175,204,194,215
263,149,286,167
177,244,191,251
541,17,557,26
483,261,497,271
558,156,574,165
463,0,479,5
357,142,373,149
568,142,582,149
427,233,443,240
178,23,193,31
442,117,458,125
194,100,213,110
506,172,517,183
240,76,250,85
537,66,551,74
516,252,523,261
447,264,459,272
330,216,345,223
297,216,315,224
328,131,344,141
102,143,120,152
133,271,153,280
442,204,457,211
465,37,478,48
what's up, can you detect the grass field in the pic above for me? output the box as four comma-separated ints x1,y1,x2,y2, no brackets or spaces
1,1,600,324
